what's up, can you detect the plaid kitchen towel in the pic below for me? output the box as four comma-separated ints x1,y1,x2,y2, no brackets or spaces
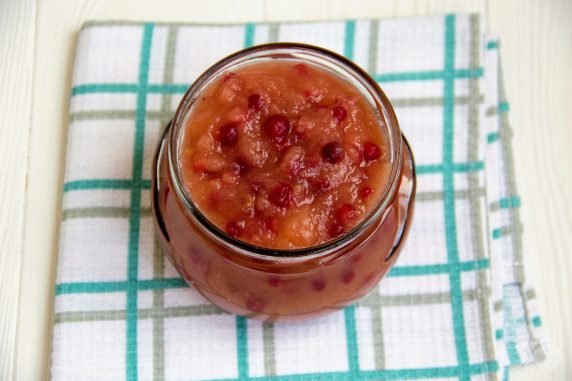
52,14,547,381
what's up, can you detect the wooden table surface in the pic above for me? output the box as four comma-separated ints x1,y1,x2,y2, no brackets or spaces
1,0,570,379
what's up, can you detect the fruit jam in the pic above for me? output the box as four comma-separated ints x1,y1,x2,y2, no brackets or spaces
152,44,416,320
179,61,391,249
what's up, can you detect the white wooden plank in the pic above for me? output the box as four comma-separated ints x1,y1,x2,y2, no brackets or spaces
0,0,37,380
265,0,485,21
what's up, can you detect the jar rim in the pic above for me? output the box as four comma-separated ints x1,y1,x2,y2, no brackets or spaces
167,42,403,260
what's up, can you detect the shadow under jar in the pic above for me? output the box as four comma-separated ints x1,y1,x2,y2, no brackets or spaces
151,43,416,321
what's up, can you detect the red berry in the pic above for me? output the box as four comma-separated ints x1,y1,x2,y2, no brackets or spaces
269,183,293,208
363,271,376,284
351,254,363,263
248,94,265,111
217,123,238,147
225,221,244,238
267,276,280,287
336,203,358,227
265,216,279,233
332,106,347,122
245,295,266,312
341,270,355,284
362,142,381,162
329,222,345,237
294,63,310,75
249,181,264,194
359,186,373,199
188,250,209,275
309,178,330,194
329,204,358,237
322,142,345,164
311,278,326,291
264,115,290,141
189,250,206,267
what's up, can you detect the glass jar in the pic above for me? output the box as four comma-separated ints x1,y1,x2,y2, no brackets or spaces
151,43,416,321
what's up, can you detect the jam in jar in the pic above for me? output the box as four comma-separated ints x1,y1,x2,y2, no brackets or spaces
152,43,416,320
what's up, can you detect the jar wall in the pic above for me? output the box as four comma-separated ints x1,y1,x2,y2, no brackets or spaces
152,127,415,320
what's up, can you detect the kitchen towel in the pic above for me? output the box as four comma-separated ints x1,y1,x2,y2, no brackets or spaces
52,13,546,380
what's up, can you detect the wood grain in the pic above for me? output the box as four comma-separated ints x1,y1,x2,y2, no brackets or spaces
0,0,569,379
0,0,36,380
